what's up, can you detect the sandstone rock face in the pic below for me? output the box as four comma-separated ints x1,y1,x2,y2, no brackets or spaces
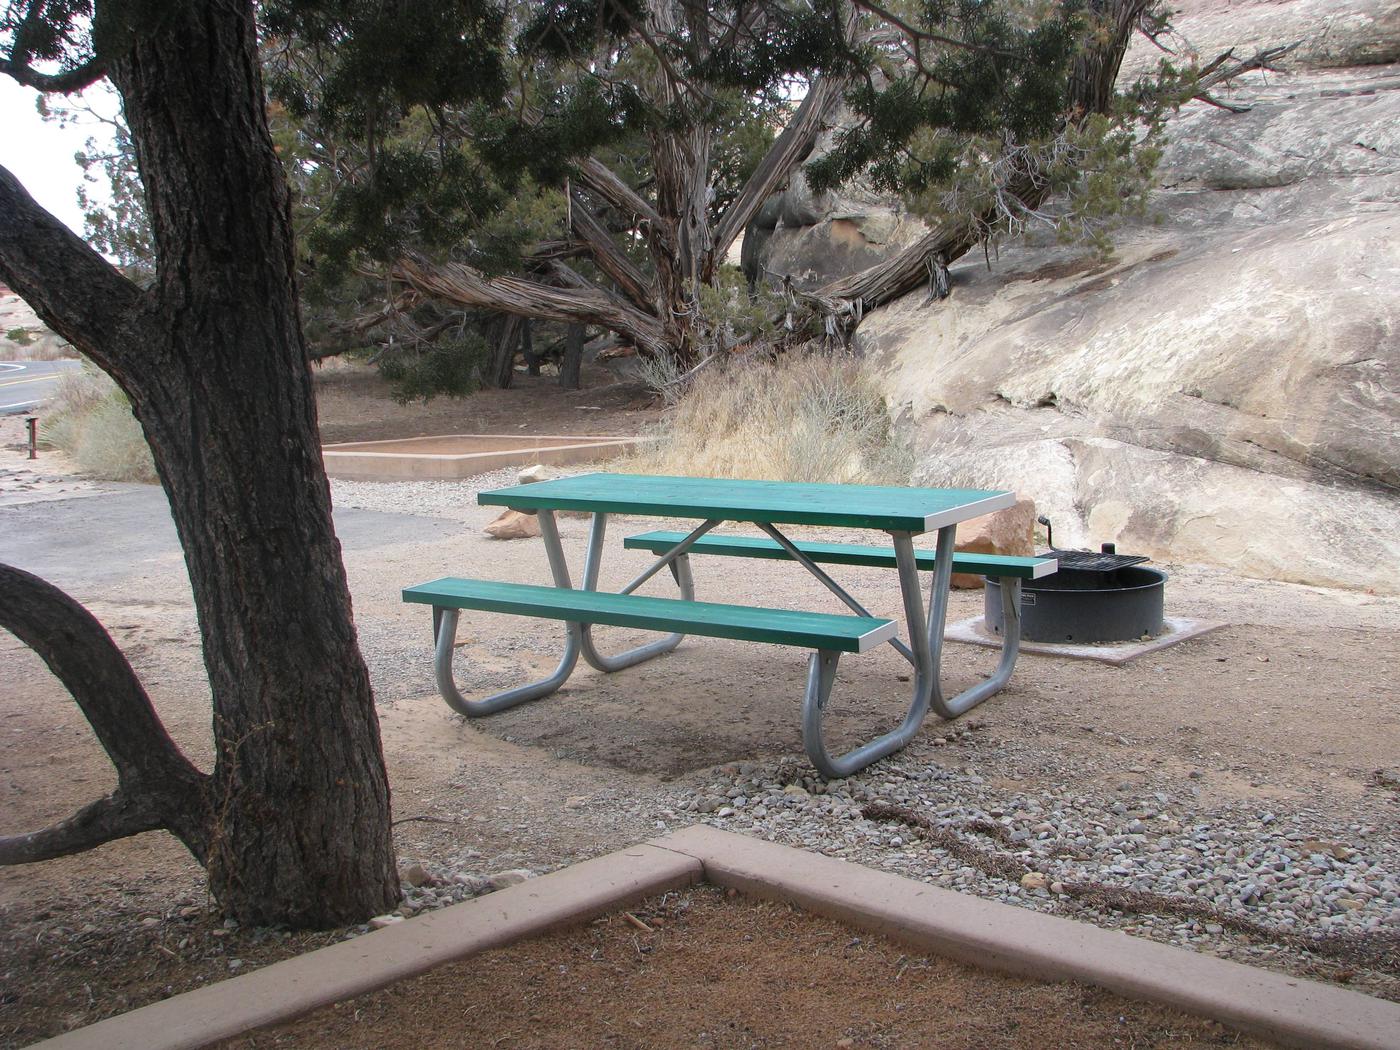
1121,0,1400,74
951,498,1037,590
855,8,1400,593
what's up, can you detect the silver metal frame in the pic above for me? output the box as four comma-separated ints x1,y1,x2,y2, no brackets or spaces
429,509,1025,777
796,526,1023,778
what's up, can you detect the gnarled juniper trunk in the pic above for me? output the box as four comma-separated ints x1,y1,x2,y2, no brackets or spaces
0,2,398,926
111,4,399,928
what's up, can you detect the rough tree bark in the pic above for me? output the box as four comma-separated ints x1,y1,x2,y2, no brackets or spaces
0,3,398,927
559,323,585,389
485,314,523,389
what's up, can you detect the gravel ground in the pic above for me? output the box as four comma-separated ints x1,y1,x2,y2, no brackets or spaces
387,739,1399,997
331,470,523,522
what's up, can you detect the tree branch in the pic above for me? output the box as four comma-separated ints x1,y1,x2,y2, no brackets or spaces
0,792,164,865
708,75,848,275
573,157,671,242
0,164,145,378
569,193,655,308
0,56,109,94
391,254,670,354
850,0,1021,59
1192,41,1300,103
0,564,210,863
806,0,1153,318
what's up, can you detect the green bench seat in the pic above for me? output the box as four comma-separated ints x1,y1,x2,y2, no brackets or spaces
403,577,897,654
622,531,1058,579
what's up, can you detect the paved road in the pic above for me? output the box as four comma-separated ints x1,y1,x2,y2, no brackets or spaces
0,484,459,590
0,359,83,415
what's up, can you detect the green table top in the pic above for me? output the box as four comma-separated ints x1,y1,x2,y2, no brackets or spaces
478,473,1013,533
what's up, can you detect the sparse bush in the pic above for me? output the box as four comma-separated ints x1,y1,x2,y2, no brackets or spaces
376,332,488,403
630,352,689,406
619,353,914,485
5,326,32,346
45,365,157,482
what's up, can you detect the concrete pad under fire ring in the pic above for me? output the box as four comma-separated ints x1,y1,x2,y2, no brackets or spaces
944,615,1227,666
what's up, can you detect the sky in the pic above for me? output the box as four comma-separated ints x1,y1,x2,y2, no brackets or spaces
1,77,117,240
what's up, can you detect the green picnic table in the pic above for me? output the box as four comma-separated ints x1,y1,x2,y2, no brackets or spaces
404,473,1056,777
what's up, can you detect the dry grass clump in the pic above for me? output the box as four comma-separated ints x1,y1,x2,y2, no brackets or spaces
45,365,158,482
620,353,914,484
1,295,77,361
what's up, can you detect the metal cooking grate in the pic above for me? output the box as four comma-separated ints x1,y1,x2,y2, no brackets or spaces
1047,549,1151,573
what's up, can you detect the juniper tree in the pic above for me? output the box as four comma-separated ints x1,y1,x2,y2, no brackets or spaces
0,0,511,926
285,0,1155,370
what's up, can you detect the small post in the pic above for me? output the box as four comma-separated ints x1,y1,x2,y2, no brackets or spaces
25,416,38,460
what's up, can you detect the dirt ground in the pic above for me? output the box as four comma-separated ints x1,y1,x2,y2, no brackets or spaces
311,357,659,444
1,361,1397,1047
221,886,1278,1050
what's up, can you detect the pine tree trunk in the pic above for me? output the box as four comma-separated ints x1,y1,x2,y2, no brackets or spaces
486,314,521,388
97,3,397,926
521,319,541,376
559,324,584,389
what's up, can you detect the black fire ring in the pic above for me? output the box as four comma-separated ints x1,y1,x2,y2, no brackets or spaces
985,564,1167,644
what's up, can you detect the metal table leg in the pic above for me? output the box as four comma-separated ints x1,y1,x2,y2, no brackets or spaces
799,527,1024,777
922,527,1023,720
577,511,702,672
432,510,581,716
799,532,933,778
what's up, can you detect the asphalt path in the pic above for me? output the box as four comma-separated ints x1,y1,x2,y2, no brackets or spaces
0,359,83,415
0,484,459,591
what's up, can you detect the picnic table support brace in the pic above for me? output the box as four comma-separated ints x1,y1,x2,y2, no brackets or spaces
755,522,916,665
578,512,699,672
921,527,1024,720
799,527,1024,777
432,510,583,717
799,531,934,778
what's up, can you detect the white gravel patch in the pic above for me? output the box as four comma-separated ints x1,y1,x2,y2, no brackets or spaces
645,744,1400,979
329,468,530,522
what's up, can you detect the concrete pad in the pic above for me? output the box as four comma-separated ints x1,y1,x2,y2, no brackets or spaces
322,433,647,481
654,825,1400,1050
31,844,701,1050
944,614,1227,665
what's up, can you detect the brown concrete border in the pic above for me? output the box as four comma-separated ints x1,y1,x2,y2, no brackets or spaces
654,826,1400,1050
30,827,1400,1050
30,844,701,1050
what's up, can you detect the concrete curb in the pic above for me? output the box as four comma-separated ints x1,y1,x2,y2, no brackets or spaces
30,844,701,1050
29,827,1400,1050
653,826,1400,1050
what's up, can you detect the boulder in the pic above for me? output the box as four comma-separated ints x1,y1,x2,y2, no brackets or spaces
951,498,1037,589
483,508,540,540
517,463,558,484
752,114,931,289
